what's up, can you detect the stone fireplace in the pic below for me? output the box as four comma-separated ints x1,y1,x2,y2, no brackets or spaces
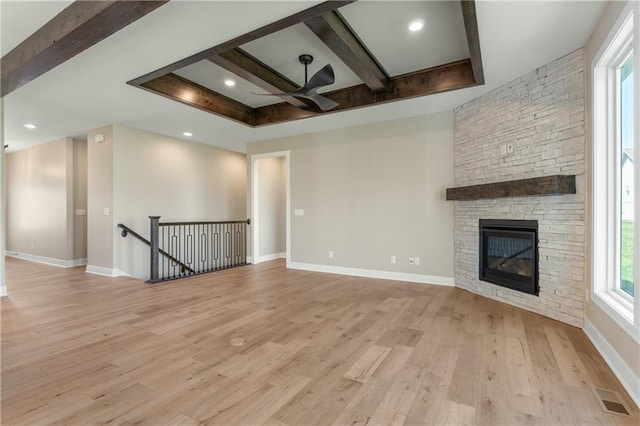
452,48,585,327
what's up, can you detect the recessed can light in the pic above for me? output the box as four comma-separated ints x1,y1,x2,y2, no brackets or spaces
24,123,37,129
408,19,425,32
224,79,236,87
182,132,193,137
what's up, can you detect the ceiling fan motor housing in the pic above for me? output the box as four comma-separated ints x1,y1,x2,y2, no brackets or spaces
299,54,314,65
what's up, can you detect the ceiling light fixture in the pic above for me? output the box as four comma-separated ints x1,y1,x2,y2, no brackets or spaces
224,79,236,87
182,132,193,137
408,19,425,32
24,123,37,129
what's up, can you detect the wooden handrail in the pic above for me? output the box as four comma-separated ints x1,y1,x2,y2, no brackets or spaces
117,223,195,274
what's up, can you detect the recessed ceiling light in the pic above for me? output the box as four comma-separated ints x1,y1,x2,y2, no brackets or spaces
182,132,193,137
408,19,425,32
24,123,37,129
224,79,236,87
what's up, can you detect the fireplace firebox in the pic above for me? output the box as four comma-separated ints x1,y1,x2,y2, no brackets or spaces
479,219,539,296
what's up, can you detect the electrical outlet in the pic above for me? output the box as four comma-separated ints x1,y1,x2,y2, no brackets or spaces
390,256,396,264
500,144,507,156
328,250,334,259
409,257,415,265
414,257,421,266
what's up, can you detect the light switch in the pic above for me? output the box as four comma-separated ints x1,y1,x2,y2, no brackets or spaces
506,143,514,154
104,208,110,216
294,209,304,216
75,209,86,216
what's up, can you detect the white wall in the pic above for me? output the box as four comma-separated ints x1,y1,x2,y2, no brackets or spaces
257,157,286,261
247,112,455,284
584,0,640,406
112,125,247,278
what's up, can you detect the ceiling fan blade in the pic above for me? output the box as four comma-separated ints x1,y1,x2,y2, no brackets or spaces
293,92,339,111
308,94,339,111
303,64,335,92
251,91,295,97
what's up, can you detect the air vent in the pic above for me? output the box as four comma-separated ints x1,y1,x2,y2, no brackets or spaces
592,387,630,416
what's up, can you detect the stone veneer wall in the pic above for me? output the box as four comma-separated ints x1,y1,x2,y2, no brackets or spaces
453,48,585,327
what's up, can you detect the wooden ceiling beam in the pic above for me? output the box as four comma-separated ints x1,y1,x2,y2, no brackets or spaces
1,0,168,97
139,73,255,126
460,0,485,85
128,1,356,87
254,59,477,126
136,59,477,127
304,10,390,93
209,48,310,109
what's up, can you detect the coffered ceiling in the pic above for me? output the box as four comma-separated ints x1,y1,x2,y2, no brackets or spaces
1,1,608,153
129,1,483,126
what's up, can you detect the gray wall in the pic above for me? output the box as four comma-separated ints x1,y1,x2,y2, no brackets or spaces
247,112,455,282
257,157,286,260
73,139,88,260
6,137,80,262
112,125,247,278
87,125,114,272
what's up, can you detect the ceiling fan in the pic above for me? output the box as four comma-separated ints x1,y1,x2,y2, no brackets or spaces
253,54,339,111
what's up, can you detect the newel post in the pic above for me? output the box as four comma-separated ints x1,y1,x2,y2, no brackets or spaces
149,216,161,282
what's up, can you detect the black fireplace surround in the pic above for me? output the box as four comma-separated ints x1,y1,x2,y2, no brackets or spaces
479,219,539,296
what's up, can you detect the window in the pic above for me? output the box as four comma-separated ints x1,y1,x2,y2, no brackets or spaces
620,52,634,298
592,4,638,334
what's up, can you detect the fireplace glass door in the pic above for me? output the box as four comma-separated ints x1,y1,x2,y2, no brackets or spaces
479,220,538,295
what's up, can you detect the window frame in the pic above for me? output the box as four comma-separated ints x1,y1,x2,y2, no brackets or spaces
591,3,639,340
614,43,633,305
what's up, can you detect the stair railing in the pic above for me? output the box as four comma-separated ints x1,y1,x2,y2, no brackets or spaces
119,216,251,283
117,223,195,275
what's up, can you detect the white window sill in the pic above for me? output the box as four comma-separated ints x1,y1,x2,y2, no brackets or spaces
592,291,640,344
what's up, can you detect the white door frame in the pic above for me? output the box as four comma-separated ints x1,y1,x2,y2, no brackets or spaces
250,151,290,266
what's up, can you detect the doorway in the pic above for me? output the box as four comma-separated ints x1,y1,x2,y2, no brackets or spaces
251,151,290,265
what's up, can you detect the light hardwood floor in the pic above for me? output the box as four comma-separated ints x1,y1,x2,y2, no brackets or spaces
1,257,637,425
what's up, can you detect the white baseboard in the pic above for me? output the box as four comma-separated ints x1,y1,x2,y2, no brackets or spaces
85,265,115,277
255,252,286,264
288,262,454,287
6,251,87,268
112,268,132,278
584,318,640,408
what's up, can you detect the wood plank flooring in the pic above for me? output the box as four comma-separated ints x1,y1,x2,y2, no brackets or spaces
1,257,637,425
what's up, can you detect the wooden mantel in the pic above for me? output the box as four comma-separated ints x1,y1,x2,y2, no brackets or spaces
446,175,576,201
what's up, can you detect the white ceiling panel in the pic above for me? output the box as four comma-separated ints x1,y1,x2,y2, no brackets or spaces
339,1,470,76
